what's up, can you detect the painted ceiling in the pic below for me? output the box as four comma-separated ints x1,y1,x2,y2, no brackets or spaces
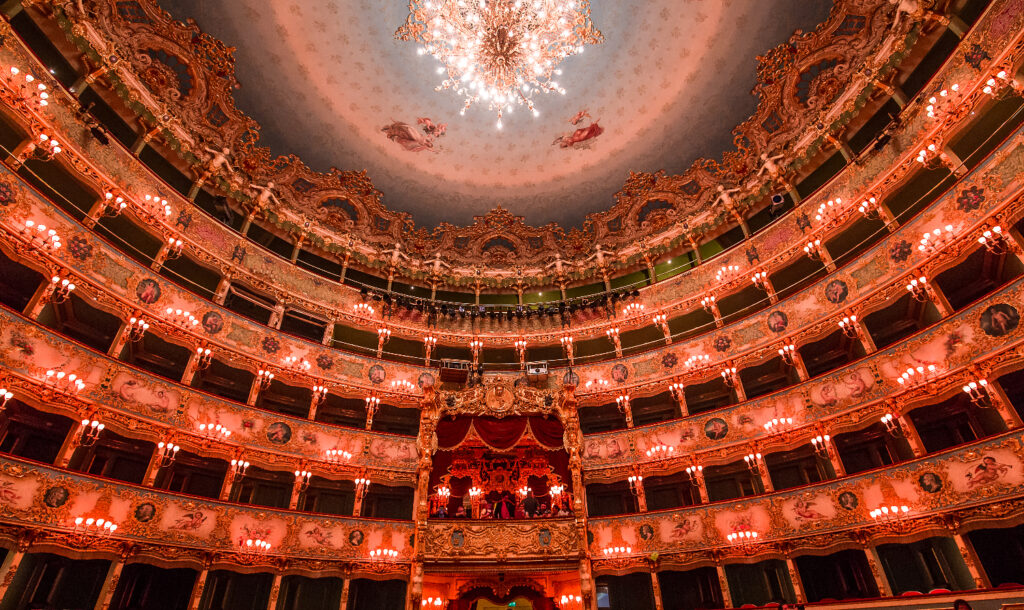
163,0,834,228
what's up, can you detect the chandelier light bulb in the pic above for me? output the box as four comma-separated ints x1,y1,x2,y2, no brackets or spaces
397,0,603,125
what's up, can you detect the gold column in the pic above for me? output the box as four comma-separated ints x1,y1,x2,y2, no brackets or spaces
93,553,127,610
715,563,733,609
337,578,350,610
864,545,894,597
266,572,283,610
648,560,664,610
0,536,31,602
785,557,807,604
186,567,209,610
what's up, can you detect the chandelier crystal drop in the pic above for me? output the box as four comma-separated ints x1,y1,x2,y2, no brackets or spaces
396,0,603,128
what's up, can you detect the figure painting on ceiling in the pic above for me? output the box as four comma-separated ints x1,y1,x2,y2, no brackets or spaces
554,109,604,149
381,118,447,152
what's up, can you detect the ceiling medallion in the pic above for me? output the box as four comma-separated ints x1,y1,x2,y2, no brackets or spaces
396,0,603,129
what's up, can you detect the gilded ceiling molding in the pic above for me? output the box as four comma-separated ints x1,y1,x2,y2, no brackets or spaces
50,0,919,286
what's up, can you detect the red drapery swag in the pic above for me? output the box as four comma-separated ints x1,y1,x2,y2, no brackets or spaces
435,416,564,451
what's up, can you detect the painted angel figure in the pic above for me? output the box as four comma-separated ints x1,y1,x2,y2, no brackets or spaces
569,109,592,125
248,181,281,209
417,117,447,138
382,121,436,153
554,121,604,149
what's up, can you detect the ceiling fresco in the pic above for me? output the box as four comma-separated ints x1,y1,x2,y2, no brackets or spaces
163,0,834,228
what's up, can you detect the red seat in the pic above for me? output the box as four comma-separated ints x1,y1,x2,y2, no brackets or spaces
901,591,923,596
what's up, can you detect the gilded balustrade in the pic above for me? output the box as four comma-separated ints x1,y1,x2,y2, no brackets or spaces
0,112,1023,415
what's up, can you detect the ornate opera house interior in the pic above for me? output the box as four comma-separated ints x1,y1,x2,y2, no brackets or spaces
3,0,1024,609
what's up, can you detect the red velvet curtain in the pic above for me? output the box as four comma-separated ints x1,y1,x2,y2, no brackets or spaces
436,416,564,451
449,587,556,610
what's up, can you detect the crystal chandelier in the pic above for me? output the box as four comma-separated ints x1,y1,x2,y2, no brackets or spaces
396,0,603,128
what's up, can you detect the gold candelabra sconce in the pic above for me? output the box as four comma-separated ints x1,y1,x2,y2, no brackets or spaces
46,274,76,304
156,440,180,468
978,225,1007,254
79,418,104,447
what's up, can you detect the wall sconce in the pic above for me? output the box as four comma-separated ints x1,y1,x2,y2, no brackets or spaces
283,356,312,372
584,378,609,391
684,354,710,371
811,434,831,458
918,224,955,254
3,66,50,108
963,378,991,407
369,548,398,560
715,264,740,283
377,326,392,357
256,369,275,390
469,338,484,364
353,302,375,316
763,417,793,435
35,133,62,159
870,504,910,528
700,295,716,313
100,192,127,217
325,448,352,463
838,314,860,338
312,384,328,405
240,538,271,555
559,595,582,610
727,528,760,553
651,313,671,344
897,364,937,389
44,370,85,395
164,308,198,328
925,83,960,118
627,474,643,495
615,394,630,414
623,303,645,316
668,381,685,402
684,464,703,483
165,237,184,259
906,276,929,301
517,485,530,498
815,197,843,225
0,388,12,410
356,477,372,495
803,238,824,261
19,220,61,251
601,546,632,556
127,316,150,342
978,225,1006,253
645,444,674,459
720,366,738,387
295,470,312,491
47,275,76,304
72,516,117,537
858,196,880,219
424,335,438,365
916,142,940,165
230,458,250,477
880,413,904,438
422,597,447,608
143,194,172,217
156,441,180,468
195,347,213,370
79,418,104,446
365,395,380,417
751,271,769,291
198,422,231,441
778,343,796,365
743,453,763,475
